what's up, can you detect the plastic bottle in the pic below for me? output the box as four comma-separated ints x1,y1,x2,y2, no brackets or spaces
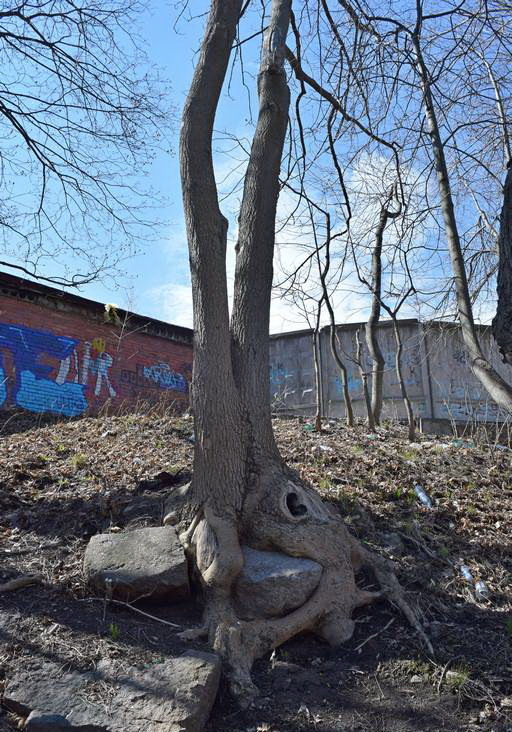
460,565,473,582
414,484,433,508
475,580,489,598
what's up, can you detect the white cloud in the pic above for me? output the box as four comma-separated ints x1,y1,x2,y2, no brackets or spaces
152,150,410,334
150,282,193,328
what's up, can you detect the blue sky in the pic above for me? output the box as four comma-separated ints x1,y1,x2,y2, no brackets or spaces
51,1,377,334
6,0,498,332
78,1,203,328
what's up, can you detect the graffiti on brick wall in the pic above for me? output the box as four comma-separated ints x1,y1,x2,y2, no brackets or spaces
0,321,191,417
143,362,188,392
0,323,116,417
120,361,190,394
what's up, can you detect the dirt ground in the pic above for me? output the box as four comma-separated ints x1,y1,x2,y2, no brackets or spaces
1,410,511,731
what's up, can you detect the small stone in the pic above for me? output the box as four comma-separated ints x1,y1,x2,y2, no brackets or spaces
410,674,423,683
380,532,404,556
271,661,303,673
25,711,72,730
84,526,189,601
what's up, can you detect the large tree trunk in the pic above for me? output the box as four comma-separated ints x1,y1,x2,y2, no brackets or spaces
413,37,512,413
180,0,246,513
492,164,512,364
230,0,292,460
179,0,431,702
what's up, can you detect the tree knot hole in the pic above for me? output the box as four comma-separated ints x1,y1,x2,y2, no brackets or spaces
286,491,307,517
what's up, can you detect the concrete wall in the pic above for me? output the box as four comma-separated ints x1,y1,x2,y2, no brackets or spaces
269,320,512,425
0,278,193,417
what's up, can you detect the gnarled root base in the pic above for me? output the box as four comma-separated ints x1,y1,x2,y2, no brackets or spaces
173,468,431,704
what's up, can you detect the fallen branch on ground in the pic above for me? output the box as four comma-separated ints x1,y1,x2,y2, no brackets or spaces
80,597,182,628
0,574,42,592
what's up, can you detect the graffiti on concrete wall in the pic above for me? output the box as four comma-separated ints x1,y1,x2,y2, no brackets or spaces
269,363,294,387
437,398,502,420
269,361,317,405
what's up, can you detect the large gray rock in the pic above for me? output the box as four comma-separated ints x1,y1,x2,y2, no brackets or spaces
235,546,322,619
84,526,189,601
4,651,220,732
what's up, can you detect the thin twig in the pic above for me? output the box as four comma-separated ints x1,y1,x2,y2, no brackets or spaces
81,597,181,628
354,617,395,652
436,655,462,695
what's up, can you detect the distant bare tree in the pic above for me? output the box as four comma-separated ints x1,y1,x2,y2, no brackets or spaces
493,163,512,363
0,0,167,286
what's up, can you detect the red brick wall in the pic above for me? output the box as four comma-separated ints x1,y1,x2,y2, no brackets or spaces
0,294,193,417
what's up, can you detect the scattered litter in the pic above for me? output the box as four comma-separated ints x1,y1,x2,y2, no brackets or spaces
414,484,433,508
187,434,195,443
303,423,315,431
460,565,489,598
451,439,475,449
494,444,511,452
460,565,473,582
298,703,311,719
313,444,334,453
101,429,117,438
475,580,489,598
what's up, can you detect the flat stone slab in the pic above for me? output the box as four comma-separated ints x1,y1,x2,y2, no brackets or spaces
4,651,220,732
84,526,189,601
235,546,322,619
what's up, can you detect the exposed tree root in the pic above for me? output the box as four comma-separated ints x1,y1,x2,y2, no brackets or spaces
174,469,431,702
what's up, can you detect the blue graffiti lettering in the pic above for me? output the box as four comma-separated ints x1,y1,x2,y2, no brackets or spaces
0,322,88,416
16,370,88,417
142,362,188,393
269,363,293,387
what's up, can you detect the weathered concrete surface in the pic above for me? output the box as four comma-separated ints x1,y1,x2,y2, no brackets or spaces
4,651,220,732
269,319,512,426
83,526,189,601
235,546,322,619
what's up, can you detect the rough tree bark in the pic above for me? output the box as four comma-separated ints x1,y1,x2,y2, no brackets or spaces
492,163,512,364
365,188,401,425
313,297,324,431
391,317,416,442
356,328,376,432
319,231,355,427
179,0,431,702
365,207,387,424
